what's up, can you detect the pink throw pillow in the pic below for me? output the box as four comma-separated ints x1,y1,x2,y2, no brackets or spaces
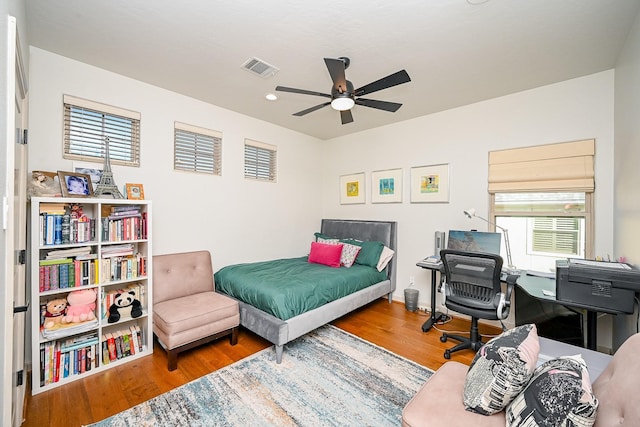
308,241,343,268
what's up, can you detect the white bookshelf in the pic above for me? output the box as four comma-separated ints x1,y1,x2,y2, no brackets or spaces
29,197,153,394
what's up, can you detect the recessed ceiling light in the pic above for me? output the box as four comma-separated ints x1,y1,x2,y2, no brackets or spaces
265,93,278,101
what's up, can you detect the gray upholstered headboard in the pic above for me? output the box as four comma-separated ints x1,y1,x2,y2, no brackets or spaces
320,219,397,291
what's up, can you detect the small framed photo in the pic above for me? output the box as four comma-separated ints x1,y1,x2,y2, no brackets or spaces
73,161,103,192
58,171,93,198
371,168,403,203
410,163,450,203
339,172,365,204
125,183,145,200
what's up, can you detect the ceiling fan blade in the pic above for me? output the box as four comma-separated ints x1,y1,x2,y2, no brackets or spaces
275,86,331,98
355,98,403,112
340,110,354,125
324,58,347,93
293,102,331,116
354,70,411,97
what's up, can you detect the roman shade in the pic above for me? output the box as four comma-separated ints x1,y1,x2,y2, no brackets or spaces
488,139,595,193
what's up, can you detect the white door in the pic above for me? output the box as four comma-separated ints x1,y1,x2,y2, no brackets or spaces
4,15,28,427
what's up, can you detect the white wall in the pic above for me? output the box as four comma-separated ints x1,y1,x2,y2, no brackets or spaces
613,10,640,348
321,71,616,315
615,11,640,266
28,48,324,268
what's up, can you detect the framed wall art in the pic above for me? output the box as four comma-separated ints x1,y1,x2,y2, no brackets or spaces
410,163,450,203
339,172,365,204
371,168,403,203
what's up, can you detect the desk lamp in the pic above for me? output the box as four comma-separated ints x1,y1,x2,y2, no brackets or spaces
463,208,517,274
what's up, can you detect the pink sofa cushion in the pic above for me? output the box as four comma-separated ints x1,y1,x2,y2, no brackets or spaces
402,361,505,427
154,291,238,336
592,332,640,426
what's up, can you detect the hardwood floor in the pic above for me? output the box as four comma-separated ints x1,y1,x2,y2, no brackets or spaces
22,299,501,427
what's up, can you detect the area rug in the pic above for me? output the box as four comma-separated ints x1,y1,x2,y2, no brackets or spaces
88,325,433,426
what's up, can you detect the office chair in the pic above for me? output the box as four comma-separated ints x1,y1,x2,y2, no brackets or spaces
439,249,518,359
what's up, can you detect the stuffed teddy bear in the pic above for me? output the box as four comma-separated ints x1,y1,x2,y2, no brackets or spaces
108,290,142,323
62,288,97,324
43,298,67,329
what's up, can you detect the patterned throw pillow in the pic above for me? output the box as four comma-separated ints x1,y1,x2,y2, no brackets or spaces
463,324,540,415
340,243,361,268
505,355,598,427
317,237,360,268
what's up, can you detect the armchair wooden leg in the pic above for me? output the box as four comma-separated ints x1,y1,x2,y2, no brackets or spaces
230,326,239,346
167,349,178,371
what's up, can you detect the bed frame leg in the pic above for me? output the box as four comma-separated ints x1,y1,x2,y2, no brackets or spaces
387,293,393,303
275,345,284,363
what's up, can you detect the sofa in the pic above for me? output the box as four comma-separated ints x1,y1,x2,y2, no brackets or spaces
153,250,240,371
402,331,640,426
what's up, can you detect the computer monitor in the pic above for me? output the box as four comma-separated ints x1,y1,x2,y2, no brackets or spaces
446,230,501,255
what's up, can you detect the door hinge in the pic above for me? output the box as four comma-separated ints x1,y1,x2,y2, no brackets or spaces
17,249,26,265
13,300,29,314
16,370,23,387
21,129,27,145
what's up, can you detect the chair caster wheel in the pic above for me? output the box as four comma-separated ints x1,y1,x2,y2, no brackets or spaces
440,335,447,343
444,350,451,359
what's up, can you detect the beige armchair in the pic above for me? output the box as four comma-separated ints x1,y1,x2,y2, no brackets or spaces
153,250,239,371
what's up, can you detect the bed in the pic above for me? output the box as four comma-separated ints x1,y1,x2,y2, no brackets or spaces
215,219,397,363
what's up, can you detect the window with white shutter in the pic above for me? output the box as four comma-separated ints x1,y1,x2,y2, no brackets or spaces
244,139,277,182
63,95,140,166
174,122,222,175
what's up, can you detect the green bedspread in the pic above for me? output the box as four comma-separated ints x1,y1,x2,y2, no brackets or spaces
214,257,388,320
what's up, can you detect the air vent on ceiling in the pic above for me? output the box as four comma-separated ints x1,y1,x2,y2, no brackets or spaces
241,57,279,78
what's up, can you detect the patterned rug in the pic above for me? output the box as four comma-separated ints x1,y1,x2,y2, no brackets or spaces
88,325,433,426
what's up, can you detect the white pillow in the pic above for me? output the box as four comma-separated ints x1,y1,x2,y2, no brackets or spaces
376,246,395,272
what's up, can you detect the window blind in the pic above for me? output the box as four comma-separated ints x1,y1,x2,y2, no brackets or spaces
244,139,277,182
488,139,595,192
174,122,222,175
63,95,141,167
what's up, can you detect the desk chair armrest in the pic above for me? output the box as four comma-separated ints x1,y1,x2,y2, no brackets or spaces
504,275,518,307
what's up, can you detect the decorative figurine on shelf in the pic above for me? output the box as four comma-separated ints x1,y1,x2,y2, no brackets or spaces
94,136,124,199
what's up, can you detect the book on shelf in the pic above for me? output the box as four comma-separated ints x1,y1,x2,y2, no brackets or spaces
39,203,67,215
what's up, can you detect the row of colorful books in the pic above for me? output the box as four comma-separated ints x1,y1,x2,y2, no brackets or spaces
39,332,99,386
101,212,148,242
40,213,95,246
100,254,147,283
38,257,98,291
38,325,145,386
38,254,147,291
102,325,145,364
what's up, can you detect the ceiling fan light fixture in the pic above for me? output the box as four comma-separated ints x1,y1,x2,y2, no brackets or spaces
331,96,355,111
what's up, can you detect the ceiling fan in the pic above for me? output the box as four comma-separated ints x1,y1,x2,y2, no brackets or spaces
275,57,411,125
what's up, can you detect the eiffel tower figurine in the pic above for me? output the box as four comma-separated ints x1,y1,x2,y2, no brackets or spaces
94,136,124,199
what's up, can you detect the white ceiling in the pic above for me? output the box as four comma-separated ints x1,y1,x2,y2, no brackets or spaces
25,0,640,140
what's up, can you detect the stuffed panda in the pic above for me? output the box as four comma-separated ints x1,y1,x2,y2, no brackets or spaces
108,290,142,323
